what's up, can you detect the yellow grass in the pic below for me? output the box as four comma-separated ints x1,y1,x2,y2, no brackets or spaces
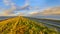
0,16,59,34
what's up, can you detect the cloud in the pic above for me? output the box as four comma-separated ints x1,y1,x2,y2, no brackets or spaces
3,0,11,6
1,10,25,16
2,0,39,16
28,10,41,16
29,7,60,16
3,0,16,15
2,0,32,16
7,12,25,16
29,11,39,15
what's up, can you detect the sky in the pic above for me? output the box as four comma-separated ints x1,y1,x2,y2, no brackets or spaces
0,0,60,16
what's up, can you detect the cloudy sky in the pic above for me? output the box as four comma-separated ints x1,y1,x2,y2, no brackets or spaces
0,0,60,16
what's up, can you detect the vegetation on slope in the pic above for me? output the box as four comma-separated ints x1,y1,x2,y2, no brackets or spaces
0,16,59,34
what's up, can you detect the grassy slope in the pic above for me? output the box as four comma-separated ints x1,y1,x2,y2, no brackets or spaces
0,16,59,34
